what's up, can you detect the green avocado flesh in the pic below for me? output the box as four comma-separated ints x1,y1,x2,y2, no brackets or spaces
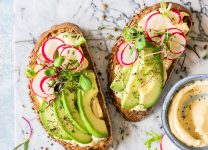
39,101,71,140
39,70,108,144
110,66,132,92
77,72,108,138
61,91,88,134
111,46,163,110
53,95,93,144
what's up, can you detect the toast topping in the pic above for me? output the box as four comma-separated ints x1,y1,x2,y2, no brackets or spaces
110,2,191,111
27,31,108,146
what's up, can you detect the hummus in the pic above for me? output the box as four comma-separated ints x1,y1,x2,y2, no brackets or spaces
168,80,208,147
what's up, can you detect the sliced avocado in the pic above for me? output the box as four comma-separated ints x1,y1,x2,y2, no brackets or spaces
77,71,108,138
39,101,71,140
121,59,142,109
53,95,93,144
139,48,163,108
110,66,132,92
121,46,163,110
61,91,88,134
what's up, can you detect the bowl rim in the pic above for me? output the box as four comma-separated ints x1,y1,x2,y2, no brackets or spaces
161,74,208,150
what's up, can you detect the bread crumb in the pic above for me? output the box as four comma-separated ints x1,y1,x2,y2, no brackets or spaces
101,3,108,9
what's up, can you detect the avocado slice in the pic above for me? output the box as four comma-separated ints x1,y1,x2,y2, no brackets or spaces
61,91,89,134
77,71,108,138
110,66,132,92
121,46,163,109
39,101,71,140
121,59,142,109
139,48,163,108
53,95,93,144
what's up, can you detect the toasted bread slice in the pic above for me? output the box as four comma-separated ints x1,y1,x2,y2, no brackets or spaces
108,3,192,122
28,23,112,149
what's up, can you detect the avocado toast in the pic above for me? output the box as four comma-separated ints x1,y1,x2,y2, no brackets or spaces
108,2,192,122
27,23,112,149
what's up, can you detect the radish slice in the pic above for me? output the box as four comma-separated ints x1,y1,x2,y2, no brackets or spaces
40,76,54,96
145,12,173,44
121,44,139,65
53,44,68,60
60,46,84,70
168,8,181,24
42,37,64,62
31,69,48,98
168,32,186,54
165,49,184,60
116,40,127,66
167,28,183,34
160,135,180,150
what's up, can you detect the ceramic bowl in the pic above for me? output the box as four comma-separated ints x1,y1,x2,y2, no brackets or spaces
161,74,208,150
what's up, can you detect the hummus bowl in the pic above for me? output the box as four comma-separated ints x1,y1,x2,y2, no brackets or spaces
162,74,208,150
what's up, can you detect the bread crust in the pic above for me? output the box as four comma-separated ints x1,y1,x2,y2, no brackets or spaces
108,2,192,122
28,23,112,150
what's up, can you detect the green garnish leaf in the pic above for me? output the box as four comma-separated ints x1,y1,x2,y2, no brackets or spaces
74,36,86,46
135,34,146,51
54,56,65,67
25,68,36,78
145,130,161,150
79,73,92,91
122,27,138,42
24,139,29,150
44,68,56,77
53,50,59,59
160,0,172,16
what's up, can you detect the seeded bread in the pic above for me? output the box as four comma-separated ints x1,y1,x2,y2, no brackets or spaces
28,23,112,150
108,2,192,122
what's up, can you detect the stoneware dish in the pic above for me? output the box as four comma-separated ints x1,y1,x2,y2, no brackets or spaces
162,74,208,150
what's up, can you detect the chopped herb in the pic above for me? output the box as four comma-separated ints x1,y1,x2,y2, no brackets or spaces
25,68,36,78
44,68,56,77
122,27,139,42
145,130,161,150
54,56,65,67
160,0,172,16
74,36,86,47
135,34,146,51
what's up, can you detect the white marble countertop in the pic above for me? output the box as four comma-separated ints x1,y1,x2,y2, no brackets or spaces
0,0,14,150
14,0,208,150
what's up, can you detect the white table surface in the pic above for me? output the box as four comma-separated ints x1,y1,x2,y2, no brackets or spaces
14,0,208,150
0,0,14,150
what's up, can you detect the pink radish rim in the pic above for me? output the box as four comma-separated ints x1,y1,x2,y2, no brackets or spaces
115,40,126,65
121,45,139,65
42,37,64,62
170,8,181,24
145,12,162,44
22,117,33,139
168,28,182,33
165,50,184,60
53,44,68,60
31,68,48,98
167,32,187,54
40,76,52,95
32,51,45,63
60,45,84,70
